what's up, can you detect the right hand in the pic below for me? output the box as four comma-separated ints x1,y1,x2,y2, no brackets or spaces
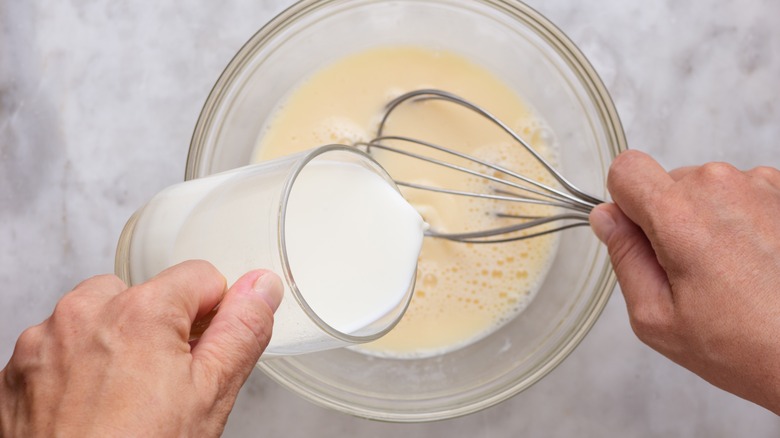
590,150,780,414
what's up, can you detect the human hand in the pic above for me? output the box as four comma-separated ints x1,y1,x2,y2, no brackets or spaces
0,260,283,437
589,150,780,414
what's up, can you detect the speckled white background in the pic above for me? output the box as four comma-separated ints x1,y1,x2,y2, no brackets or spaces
2,0,779,436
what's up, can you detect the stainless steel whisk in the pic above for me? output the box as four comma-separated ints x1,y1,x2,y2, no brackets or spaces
354,89,604,244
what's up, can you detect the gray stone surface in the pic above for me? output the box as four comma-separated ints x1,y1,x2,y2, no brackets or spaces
1,0,779,436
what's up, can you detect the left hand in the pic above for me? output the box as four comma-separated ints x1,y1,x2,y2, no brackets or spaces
0,260,283,437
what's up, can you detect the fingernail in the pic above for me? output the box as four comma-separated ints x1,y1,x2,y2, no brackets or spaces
590,205,617,244
253,273,284,313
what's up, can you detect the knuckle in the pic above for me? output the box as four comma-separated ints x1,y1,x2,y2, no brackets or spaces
628,305,672,347
71,276,96,292
52,291,91,322
181,260,223,281
255,312,274,349
747,165,780,182
14,325,44,356
112,285,158,325
612,149,645,168
696,161,740,182
168,259,227,297
9,325,46,375
748,165,777,175
607,231,643,274
126,282,156,303
93,274,128,291
234,307,275,351
119,284,166,319
212,303,276,362
181,259,215,270
608,150,643,186
73,273,114,290
111,287,192,342
71,274,127,301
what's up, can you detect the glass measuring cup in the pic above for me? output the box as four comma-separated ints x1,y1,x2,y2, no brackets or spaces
115,145,421,357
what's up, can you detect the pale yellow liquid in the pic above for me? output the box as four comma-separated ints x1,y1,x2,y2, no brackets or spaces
253,46,558,358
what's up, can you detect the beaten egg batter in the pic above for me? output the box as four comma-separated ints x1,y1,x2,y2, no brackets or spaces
253,46,559,358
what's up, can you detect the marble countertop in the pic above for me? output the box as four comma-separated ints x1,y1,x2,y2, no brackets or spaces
2,0,779,436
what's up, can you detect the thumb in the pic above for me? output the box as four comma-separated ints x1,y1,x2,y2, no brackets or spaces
191,270,283,395
590,203,674,331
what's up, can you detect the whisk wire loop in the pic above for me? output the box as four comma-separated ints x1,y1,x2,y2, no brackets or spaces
363,89,604,243
378,89,602,206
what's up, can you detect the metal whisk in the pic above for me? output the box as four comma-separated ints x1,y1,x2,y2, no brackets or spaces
354,89,604,244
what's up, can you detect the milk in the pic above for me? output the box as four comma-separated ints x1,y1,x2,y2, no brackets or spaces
127,156,425,351
284,162,425,335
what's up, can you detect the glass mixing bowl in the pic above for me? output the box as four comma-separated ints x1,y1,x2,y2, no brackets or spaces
188,0,626,422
